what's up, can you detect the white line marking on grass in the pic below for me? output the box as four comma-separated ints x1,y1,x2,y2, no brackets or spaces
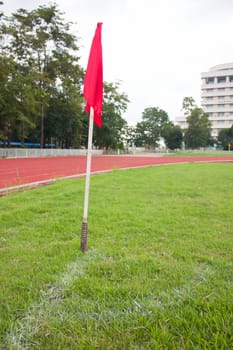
6,249,105,350
6,255,215,349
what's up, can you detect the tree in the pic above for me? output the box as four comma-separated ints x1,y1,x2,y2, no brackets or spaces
1,5,82,147
184,107,211,148
45,91,85,148
134,107,171,149
182,96,197,116
122,125,137,149
93,81,129,150
0,57,15,144
163,125,183,150
0,1,3,20
218,125,233,150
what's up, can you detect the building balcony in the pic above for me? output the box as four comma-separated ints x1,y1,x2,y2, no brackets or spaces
202,105,233,113
202,99,233,105
201,89,233,97
207,115,233,121
201,82,233,89
201,68,233,78
210,121,233,129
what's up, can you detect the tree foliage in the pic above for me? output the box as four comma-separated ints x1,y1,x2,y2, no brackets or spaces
163,125,183,150
184,107,211,148
0,5,129,149
182,96,197,116
134,107,171,148
218,125,233,150
0,4,83,147
94,82,129,150
0,1,3,19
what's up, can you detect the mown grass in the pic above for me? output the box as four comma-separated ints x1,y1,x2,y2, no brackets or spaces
0,163,233,349
167,151,232,156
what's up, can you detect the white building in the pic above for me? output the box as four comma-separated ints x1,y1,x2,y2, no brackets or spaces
176,63,233,138
175,115,188,130
201,62,233,138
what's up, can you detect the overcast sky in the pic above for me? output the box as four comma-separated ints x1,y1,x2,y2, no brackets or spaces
3,0,233,125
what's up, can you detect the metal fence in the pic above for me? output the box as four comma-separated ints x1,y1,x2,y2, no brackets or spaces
0,148,103,158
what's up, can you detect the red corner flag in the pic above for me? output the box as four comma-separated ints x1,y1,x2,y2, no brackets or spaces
84,23,103,128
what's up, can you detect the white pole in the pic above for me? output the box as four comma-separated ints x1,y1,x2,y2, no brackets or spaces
81,106,94,252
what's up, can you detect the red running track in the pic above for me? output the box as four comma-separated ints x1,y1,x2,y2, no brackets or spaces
0,155,233,189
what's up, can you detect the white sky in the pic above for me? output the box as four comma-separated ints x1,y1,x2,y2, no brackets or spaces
3,0,233,125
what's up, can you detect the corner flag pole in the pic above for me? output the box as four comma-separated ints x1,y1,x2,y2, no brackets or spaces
80,23,103,252
81,106,94,252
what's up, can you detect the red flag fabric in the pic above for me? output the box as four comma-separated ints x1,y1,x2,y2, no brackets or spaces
84,23,103,128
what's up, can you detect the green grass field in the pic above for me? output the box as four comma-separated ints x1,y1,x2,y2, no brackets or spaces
167,151,232,157
0,163,233,349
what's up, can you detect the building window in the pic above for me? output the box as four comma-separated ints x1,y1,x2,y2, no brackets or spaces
206,77,214,84
217,76,226,83
229,76,233,82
